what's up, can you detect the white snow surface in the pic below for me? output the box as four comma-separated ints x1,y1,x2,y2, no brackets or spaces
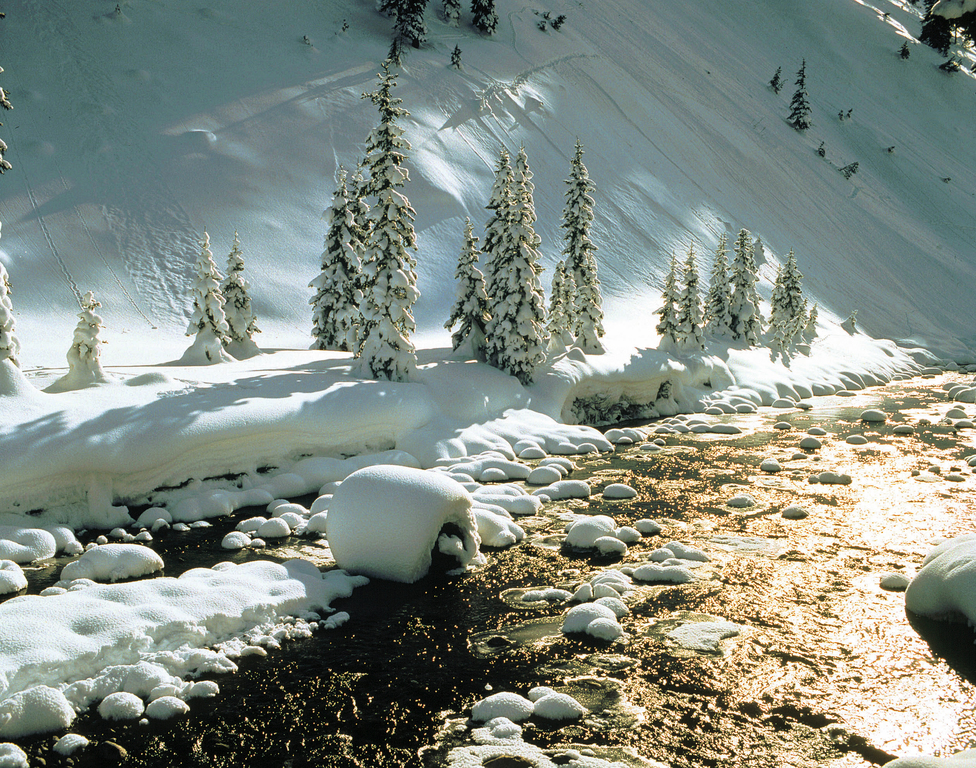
905,535,976,624
326,465,481,583
0,559,367,736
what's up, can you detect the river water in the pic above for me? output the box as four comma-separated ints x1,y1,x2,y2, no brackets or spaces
8,373,976,768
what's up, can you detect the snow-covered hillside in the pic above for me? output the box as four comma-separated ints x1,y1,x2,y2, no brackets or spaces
1,0,974,366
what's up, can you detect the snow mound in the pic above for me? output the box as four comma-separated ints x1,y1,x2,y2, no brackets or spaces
470,692,534,723
561,603,624,640
53,733,89,756
0,527,57,564
473,508,524,548
98,691,145,721
906,535,976,624
60,543,164,583
0,562,26,596
530,480,591,500
602,483,638,499
532,691,588,720
666,620,740,652
631,563,696,584
565,516,617,549
0,743,27,768
145,695,190,720
0,686,76,738
880,750,976,768
326,465,480,583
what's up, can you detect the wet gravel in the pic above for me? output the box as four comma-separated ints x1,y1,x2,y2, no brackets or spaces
8,373,976,768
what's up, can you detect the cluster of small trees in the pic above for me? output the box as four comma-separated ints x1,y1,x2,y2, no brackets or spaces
655,229,817,355
770,60,812,131
382,0,498,61
311,61,606,386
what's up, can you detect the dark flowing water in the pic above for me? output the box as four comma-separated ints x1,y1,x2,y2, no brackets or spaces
7,374,976,768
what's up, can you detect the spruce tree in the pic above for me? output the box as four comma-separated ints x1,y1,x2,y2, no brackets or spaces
482,148,515,304
920,11,952,55
444,0,461,26
787,59,812,131
445,218,489,356
183,232,233,364
310,169,364,354
802,304,819,342
899,41,911,59
0,259,20,367
484,146,548,384
451,45,462,69
357,61,420,382
66,291,110,384
768,251,807,350
562,139,605,354
547,260,576,349
674,245,704,351
703,233,734,338
728,228,762,345
396,0,429,48
655,252,680,351
471,0,498,34
221,232,260,358
769,66,783,94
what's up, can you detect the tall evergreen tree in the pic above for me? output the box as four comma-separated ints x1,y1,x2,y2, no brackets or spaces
484,146,548,384
396,0,429,48
769,249,807,349
769,66,783,94
221,232,261,359
357,61,420,382
787,59,812,131
703,233,734,338
802,303,819,343
655,252,681,351
562,139,605,354
920,9,953,55
445,218,489,356
0,259,20,367
729,228,762,345
471,0,498,34
674,245,705,351
482,148,515,304
547,260,577,349
311,169,364,354
443,0,461,27
183,232,233,364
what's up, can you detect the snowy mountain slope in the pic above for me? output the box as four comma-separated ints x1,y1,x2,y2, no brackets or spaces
0,0,974,366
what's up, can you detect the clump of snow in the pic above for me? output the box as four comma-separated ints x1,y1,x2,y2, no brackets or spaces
880,572,910,591
602,483,637,499
473,508,524,548
256,518,291,539
561,602,624,640
847,435,869,445
59,543,164,583
221,531,251,550
470,692,534,723
0,562,26,595
531,480,591,500
810,471,852,485
664,541,710,561
53,733,89,756
98,691,145,721
0,527,57,564
906,535,976,624
860,409,887,423
666,620,740,652
760,458,782,473
527,466,563,486
326,466,480,583
635,519,662,535
880,750,976,768
0,686,76,738
594,536,628,556
565,516,617,549
799,436,823,450
145,696,190,720
0,743,27,768
631,563,696,584
531,690,588,720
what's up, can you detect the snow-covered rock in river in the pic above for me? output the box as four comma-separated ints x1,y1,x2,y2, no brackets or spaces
60,543,164,583
326,466,481,583
906,535,976,624
602,483,638,499
0,561,27,595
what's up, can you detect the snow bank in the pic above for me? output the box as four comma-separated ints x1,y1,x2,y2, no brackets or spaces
0,559,366,736
326,466,481,583
905,535,976,624
881,751,976,768
59,543,164,583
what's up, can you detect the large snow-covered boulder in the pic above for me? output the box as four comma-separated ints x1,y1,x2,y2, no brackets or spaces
905,535,976,624
326,466,481,583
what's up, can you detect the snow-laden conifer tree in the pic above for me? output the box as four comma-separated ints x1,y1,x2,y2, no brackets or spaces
310,169,364,354
483,146,548,384
547,260,576,350
788,59,812,130
471,0,498,34
46,291,114,391
396,0,429,48
0,60,11,174
482,148,514,303
768,249,807,350
562,139,605,354
655,252,680,351
803,303,819,342
445,218,489,357
0,258,20,367
729,228,763,346
221,232,261,359
181,232,233,365
703,233,734,338
674,245,704,351
443,0,461,27
357,61,420,381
